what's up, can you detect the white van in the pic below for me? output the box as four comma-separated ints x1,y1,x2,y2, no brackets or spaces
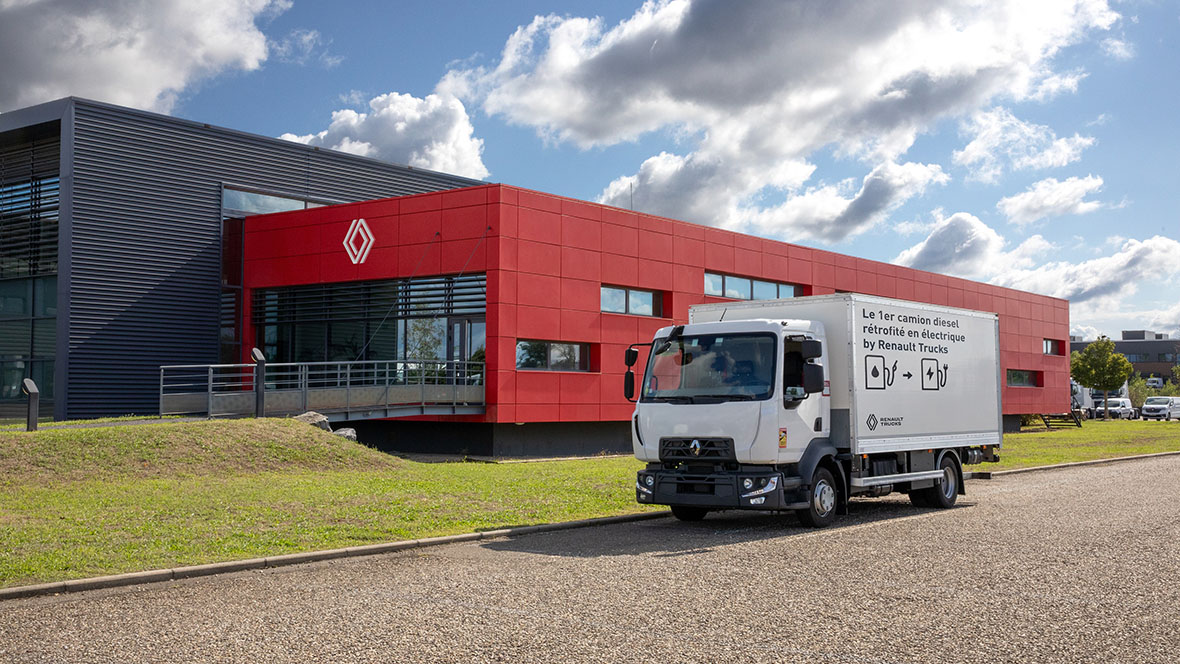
1092,397,1135,419
1140,396,1180,421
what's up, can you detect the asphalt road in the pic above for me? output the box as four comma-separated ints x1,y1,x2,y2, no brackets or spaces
3,457,1179,663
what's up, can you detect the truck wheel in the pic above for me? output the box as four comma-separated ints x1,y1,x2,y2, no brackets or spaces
796,466,838,528
914,455,959,509
670,506,708,521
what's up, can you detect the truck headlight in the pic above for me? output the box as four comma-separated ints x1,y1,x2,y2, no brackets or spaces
741,476,780,499
644,475,655,487
742,478,754,490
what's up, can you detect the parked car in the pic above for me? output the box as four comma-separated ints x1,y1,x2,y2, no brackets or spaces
1092,397,1136,419
1141,396,1180,421
1146,377,1164,389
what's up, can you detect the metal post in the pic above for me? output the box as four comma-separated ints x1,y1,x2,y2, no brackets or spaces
206,366,214,418
22,379,39,431
251,348,267,418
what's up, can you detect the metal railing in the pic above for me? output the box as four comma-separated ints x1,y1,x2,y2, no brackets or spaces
160,359,485,421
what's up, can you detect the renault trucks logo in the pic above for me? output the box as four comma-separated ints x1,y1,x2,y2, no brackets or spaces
866,414,903,431
689,439,702,456
343,218,374,264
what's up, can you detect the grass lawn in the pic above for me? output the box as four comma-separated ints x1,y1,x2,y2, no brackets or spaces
0,419,650,588
989,419,1180,471
2,417,1179,588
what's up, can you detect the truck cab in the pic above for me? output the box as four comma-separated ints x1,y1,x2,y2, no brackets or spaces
630,320,828,521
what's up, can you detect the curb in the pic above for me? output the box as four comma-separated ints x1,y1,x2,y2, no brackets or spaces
0,511,668,602
964,449,1180,480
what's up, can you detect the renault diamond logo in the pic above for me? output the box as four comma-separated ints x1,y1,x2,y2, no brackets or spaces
689,439,702,456
343,218,375,264
866,414,878,431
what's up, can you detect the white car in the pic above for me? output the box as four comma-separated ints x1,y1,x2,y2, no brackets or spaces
1141,396,1180,421
1092,397,1136,419
1146,377,1164,389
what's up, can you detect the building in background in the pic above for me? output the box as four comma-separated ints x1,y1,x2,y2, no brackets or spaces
0,98,478,420
2,98,1071,448
243,184,1070,454
1070,331,1180,383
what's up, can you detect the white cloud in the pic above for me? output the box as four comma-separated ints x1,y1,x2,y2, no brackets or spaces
1101,37,1134,59
1149,302,1180,340
444,0,1119,239
894,211,1051,279
997,175,1104,225
279,92,489,179
953,107,1094,182
1070,324,1101,340
271,28,342,68
897,214,1180,334
740,161,949,242
993,236,1180,306
0,0,286,113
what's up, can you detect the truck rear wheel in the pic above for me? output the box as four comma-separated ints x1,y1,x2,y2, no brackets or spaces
670,506,709,521
912,455,959,509
796,466,837,528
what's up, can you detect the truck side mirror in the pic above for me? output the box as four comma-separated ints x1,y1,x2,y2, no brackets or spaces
800,340,822,360
803,364,824,394
624,370,636,401
624,347,639,367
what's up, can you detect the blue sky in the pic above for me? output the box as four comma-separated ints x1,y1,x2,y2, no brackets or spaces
2,0,1178,340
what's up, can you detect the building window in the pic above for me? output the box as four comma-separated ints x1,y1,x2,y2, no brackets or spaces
221,187,327,216
1124,353,1151,363
516,340,590,371
1043,339,1064,355
1006,369,1042,387
705,272,799,301
1160,353,1176,363
601,286,662,317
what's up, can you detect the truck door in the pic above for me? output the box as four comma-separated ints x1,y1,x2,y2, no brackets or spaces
778,336,828,458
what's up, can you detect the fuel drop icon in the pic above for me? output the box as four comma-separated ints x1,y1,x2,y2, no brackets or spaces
865,355,896,390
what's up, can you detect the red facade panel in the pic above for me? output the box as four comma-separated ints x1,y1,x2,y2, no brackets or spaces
242,183,1070,426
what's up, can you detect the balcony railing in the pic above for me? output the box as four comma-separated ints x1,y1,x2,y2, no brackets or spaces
160,359,484,421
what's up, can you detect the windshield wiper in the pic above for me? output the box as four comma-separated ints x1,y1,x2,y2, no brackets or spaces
647,395,694,403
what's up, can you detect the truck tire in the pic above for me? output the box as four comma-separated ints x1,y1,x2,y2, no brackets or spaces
670,506,709,521
913,455,959,509
796,466,838,528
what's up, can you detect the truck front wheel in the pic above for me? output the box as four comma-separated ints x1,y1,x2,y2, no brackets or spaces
670,505,709,521
796,466,838,528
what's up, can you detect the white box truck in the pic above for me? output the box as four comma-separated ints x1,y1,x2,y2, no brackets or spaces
624,293,1001,527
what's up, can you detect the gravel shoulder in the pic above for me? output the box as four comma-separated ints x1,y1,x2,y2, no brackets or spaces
2,457,1178,663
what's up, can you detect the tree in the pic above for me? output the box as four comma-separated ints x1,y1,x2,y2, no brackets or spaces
1173,364,1180,386
1070,337,1134,420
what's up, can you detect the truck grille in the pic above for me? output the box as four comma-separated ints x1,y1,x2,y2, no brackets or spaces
659,437,735,462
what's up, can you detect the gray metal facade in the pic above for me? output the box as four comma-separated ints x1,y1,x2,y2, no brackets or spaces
1,97,481,419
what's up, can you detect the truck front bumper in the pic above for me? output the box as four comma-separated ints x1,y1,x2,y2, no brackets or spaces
636,469,806,511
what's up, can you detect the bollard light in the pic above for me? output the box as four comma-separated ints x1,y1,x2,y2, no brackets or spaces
22,378,39,432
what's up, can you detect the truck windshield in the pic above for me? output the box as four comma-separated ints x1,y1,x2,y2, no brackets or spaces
1145,397,1170,405
641,332,776,402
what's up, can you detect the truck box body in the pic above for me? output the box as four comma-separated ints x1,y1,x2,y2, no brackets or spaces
688,294,1002,456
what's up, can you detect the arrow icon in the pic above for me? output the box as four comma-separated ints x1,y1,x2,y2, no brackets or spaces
902,372,913,379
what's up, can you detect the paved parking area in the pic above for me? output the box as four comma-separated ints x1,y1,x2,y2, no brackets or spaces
2,457,1179,663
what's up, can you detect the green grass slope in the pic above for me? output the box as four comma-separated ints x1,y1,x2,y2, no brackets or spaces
0,419,647,588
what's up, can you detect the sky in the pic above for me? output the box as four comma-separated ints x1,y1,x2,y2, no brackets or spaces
2,0,1178,341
